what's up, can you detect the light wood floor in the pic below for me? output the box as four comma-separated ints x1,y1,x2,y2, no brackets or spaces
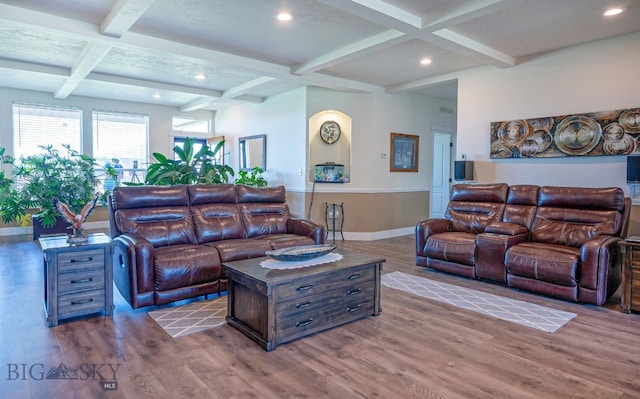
2,232,640,399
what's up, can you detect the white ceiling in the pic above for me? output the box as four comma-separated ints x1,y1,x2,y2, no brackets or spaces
0,0,639,110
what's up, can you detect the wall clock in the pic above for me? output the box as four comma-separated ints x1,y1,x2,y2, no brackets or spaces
320,121,341,144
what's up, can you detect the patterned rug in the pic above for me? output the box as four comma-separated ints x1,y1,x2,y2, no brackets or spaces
381,271,577,333
148,296,227,338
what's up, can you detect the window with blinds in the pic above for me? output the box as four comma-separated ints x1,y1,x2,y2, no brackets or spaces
92,110,148,171
12,104,82,160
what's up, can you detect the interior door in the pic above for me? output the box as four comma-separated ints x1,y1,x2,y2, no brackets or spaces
430,133,452,218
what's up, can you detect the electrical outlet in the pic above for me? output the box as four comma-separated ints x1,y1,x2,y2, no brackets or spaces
297,169,303,176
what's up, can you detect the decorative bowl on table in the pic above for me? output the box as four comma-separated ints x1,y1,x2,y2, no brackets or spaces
265,244,337,261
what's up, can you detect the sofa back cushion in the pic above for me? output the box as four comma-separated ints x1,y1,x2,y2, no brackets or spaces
503,185,539,229
237,185,286,203
111,185,196,247
111,185,189,209
115,207,196,247
188,184,236,205
191,203,245,243
240,203,290,238
531,186,625,247
446,183,508,233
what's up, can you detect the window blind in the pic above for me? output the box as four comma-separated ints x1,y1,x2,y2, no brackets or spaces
12,104,82,160
92,111,148,170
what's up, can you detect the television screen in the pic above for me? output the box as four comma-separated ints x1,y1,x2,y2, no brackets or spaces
627,156,640,183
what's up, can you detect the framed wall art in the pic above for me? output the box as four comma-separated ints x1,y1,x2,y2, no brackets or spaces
490,107,640,159
390,133,419,172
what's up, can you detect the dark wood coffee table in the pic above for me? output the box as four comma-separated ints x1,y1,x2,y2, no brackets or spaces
223,249,385,351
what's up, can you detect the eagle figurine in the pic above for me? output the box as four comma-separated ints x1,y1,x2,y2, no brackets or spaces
53,197,98,232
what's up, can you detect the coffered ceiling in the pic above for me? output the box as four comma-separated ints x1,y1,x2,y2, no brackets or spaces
0,0,639,111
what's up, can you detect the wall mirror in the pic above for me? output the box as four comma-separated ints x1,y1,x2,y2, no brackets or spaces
239,134,266,171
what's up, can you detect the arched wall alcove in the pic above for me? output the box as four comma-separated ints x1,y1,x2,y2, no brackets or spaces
308,110,351,183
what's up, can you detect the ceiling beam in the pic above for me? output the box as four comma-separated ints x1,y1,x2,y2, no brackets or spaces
55,43,112,99
431,29,515,68
222,77,275,99
423,0,522,32
87,72,224,97
101,0,157,38
292,29,405,75
386,71,459,93
180,97,217,113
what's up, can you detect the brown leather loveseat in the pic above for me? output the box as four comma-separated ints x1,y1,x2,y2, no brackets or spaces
416,183,630,305
108,184,324,309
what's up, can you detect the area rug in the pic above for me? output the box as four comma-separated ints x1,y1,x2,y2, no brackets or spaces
148,296,227,338
381,271,577,333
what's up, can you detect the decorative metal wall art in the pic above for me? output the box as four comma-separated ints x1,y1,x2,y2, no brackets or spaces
490,107,640,159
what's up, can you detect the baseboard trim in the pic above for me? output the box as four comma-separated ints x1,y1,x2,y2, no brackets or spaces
328,226,414,241
0,221,110,237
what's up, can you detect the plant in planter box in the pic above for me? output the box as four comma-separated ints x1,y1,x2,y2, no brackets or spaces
135,137,234,185
0,144,106,229
234,166,267,187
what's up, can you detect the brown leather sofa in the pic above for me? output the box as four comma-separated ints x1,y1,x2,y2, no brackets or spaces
416,183,630,305
108,184,324,309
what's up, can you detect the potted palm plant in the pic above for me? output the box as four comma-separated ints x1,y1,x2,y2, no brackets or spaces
0,144,108,239
133,137,234,185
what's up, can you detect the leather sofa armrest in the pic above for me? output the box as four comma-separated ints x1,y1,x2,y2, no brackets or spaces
485,222,528,236
287,218,325,244
415,218,451,256
113,234,156,309
579,235,622,297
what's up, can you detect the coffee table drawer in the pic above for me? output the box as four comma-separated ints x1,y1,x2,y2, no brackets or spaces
275,283,375,321
276,297,374,342
274,265,374,301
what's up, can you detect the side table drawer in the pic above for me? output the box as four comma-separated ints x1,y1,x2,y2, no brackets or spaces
58,289,106,318
58,249,105,273
58,268,105,294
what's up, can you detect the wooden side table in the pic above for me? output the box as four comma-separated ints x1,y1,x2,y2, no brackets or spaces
620,237,640,313
39,233,116,327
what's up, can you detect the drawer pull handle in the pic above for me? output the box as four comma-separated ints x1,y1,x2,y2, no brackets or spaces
347,305,361,313
70,257,93,263
295,301,313,309
71,298,93,305
347,273,362,280
295,318,314,327
296,284,313,291
347,288,362,295
71,278,93,284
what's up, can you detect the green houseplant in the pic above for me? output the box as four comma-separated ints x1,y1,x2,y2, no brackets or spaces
234,166,267,187
135,137,234,185
0,144,105,230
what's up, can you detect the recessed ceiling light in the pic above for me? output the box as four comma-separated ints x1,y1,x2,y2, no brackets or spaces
277,12,292,21
153,93,161,99
194,73,206,80
420,58,432,65
604,8,623,16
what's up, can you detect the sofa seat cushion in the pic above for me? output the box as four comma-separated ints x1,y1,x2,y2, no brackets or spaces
505,242,579,286
210,238,272,262
257,234,317,249
425,232,476,266
154,245,222,291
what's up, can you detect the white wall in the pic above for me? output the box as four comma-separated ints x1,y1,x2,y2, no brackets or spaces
215,87,308,190
0,87,214,163
307,87,457,192
457,31,640,192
